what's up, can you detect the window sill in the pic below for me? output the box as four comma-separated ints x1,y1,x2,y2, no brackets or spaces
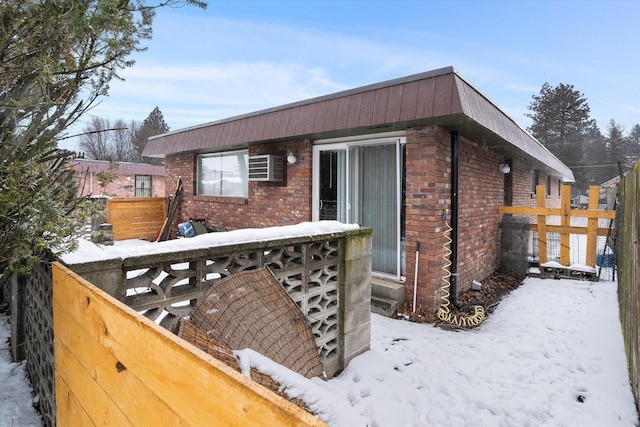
193,195,248,205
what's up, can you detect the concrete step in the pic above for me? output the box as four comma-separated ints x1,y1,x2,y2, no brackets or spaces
371,277,405,306
371,295,398,317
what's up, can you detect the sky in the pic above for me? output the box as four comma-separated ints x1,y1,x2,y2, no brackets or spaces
61,0,640,151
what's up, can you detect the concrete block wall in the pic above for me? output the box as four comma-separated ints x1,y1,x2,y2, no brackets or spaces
341,231,373,369
63,228,372,378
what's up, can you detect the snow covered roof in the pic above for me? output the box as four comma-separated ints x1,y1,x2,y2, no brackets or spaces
143,66,574,182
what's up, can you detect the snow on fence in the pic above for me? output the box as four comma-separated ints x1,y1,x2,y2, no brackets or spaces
62,223,373,379
106,197,166,241
617,160,640,412
52,262,327,426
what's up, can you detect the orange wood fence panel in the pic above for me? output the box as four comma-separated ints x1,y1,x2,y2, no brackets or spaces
499,184,615,268
52,262,327,427
106,197,166,241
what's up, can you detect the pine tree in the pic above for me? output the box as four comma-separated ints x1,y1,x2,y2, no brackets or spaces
627,124,640,159
132,107,170,164
604,119,627,178
526,83,599,191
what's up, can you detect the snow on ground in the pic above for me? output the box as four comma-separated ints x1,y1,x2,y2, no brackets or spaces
246,277,639,426
0,314,43,427
1,277,637,426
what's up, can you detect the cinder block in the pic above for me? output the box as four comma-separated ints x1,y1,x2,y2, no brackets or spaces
344,300,371,334
343,321,371,364
343,258,372,307
345,232,373,260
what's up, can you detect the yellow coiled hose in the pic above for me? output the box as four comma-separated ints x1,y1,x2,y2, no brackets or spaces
436,220,486,328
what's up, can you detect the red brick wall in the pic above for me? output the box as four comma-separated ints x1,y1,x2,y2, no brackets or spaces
165,140,312,232
510,159,563,209
77,172,165,199
402,127,565,311
165,126,562,312
404,126,452,310
455,134,503,297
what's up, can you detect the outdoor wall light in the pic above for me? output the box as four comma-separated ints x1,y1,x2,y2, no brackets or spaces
287,152,297,165
500,163,511,174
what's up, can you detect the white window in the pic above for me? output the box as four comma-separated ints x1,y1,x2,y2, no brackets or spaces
197,150,248,198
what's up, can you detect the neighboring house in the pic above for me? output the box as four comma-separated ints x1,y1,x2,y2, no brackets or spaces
142,66,574,312
70,159,166,199
599,174,626,208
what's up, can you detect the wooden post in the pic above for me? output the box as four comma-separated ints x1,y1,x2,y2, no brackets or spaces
499,184,615,271
10,273,26,361
559,185,571,266
586,185,600,267
536,185,548,264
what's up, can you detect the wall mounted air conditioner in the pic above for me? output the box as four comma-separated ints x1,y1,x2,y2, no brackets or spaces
248,155,284,182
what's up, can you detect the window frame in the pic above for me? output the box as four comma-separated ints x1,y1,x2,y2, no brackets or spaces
134,175,152,197
197,150,249,198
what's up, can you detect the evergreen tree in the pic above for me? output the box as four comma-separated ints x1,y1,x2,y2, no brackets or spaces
627,124,640,159
0,0,206,279
526,83,598,191
604,119,627,178
132,107,170,164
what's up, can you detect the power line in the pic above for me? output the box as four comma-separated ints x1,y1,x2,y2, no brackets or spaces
59,127,128,140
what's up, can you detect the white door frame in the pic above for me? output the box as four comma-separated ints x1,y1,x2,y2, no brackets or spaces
312,136,405,279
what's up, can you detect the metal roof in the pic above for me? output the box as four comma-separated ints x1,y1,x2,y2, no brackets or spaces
70,159,165,176
143,66,574,182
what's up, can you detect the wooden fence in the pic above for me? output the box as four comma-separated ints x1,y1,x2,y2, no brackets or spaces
106,197,166,241
52,262,327,426
617,160,640,411
500,184,615,269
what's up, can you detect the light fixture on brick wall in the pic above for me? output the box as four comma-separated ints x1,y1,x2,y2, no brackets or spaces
287,152,297,165
500,163,511,174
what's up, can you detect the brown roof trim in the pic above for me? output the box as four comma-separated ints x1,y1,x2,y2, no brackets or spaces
151,66,457,139
143,66,574,182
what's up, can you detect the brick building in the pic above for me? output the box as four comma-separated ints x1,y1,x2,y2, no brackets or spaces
142,66,574,312
70,159,166,199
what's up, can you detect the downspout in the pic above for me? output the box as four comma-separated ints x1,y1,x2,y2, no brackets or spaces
450,131,461,308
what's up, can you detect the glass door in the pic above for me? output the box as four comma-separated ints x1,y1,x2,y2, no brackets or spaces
313,138,404,279
318,149,347,221
349,144,399,275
